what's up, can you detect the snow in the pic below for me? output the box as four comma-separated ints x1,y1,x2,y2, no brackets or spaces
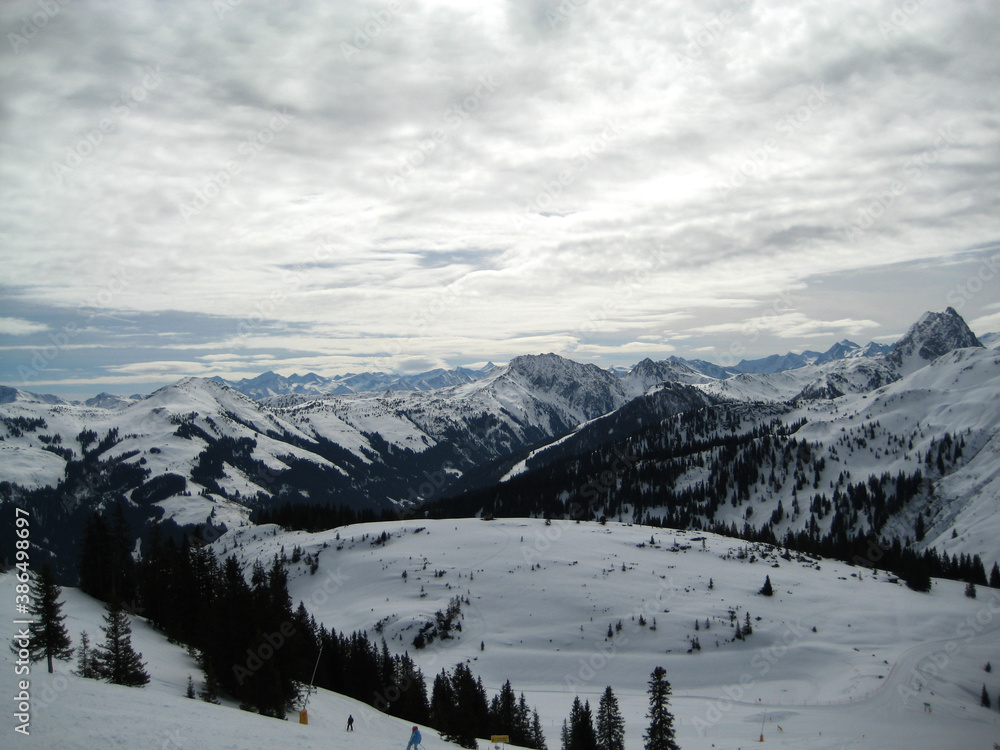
211,518,1000,749
2,518,1000,747
0,571,442,749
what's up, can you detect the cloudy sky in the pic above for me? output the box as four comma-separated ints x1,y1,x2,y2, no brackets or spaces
1,0,998,398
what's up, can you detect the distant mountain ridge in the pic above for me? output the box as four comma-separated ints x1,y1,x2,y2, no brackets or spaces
212,363,499,399
2,307,998,584
672,338,895,379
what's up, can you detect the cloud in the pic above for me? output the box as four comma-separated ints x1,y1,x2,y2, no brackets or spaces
0,318,48,336
1,0,998,395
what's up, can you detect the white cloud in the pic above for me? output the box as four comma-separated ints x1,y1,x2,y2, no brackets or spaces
1,0,998,392
0,318,48,335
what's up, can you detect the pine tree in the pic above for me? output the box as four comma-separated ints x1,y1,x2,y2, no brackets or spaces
21,562,73,673
92,597,150,687
186,675,196,699
982,684,991,708
643,667,679,750
759,575,774,596
199,657,222,704
75,631,98,679
595,686,625,750
531,709,548,750
990,563,1000,589
565,696,597,750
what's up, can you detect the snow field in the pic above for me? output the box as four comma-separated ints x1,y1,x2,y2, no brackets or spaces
218,518,1000,749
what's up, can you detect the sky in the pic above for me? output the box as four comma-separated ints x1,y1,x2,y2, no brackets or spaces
1,0,999,399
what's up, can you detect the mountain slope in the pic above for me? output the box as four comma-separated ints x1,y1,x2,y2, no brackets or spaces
219,518,1000,749
442,347,1000,569
886,306,983,376
215,363,498,398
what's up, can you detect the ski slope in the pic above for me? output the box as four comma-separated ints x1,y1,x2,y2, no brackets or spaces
214,518,1000,749
0,572,450,750
2,518,999,747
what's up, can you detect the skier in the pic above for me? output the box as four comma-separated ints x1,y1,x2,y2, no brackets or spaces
406,726,422,750
347,714,354,731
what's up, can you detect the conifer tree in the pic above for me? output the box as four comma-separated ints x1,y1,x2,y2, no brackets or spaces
564,697,597,750
990,563,1000,589
643,667,679,750
21,562,73,673
531,709,548,750
759,575,774,596
76,631,98,679
982,684,991,708
92,597,150,687
596,686,625,750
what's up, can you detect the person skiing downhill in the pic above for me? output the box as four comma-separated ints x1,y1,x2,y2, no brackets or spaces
406,726,422,750
346,714,354,731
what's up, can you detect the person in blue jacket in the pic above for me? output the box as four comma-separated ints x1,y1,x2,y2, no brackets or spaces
406,726,422,750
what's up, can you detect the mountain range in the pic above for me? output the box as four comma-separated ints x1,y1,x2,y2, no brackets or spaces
1,307,998,582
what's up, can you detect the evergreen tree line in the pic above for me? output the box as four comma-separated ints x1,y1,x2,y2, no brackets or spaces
429,665,546,749
686,519,995,593
76,509,548,739
435,399,994,592
13,561,149,687
560,670,679,750
253,501,393,532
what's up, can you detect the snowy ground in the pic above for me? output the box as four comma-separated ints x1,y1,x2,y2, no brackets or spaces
3,518,1000,748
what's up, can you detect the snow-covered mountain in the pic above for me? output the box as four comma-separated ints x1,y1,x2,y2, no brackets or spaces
2,308,997,576
676,339,894,378
214,363,498,399
447,344,1000,569
0,385,69,405
885,306,983,376
5,519,999,749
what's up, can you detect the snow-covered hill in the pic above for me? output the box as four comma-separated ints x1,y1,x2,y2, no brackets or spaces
0,571,452,750
215,518,1000,749
4,518,998,748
